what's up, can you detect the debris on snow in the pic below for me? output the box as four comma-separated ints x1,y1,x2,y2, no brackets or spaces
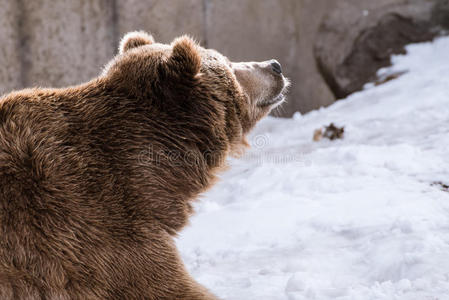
313,123,345,141
431,181,449,192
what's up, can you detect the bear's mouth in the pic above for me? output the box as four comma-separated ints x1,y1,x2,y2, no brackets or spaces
258,94,285,107
257,77,290,108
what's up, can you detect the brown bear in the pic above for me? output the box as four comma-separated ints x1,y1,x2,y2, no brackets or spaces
0,31,289,299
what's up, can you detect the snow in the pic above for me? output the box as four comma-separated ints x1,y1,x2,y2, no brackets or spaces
177,37,449,299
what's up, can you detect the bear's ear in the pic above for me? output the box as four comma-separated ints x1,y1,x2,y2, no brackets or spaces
119,31,154,54
167,36,201,78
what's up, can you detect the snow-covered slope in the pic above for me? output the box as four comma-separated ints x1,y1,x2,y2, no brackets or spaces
177,37,449,300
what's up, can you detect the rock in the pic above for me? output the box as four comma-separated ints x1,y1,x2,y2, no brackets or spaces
0,0,337,116
116,0,204,44
3,0,447,117
314,0,449,99
0,0,22,95
20,0,115,88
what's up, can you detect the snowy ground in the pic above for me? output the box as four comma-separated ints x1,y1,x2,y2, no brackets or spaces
177,37,449,299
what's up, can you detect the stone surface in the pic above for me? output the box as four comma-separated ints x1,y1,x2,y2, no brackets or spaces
315,0,449,99
116,0,205,44
0,0,336,116
2,0,446,116
206,0,335,116
20,0,115,88
294,0,337,115
0,0,22,95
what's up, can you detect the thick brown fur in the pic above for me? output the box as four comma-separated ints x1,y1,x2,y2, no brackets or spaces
0,31,288,299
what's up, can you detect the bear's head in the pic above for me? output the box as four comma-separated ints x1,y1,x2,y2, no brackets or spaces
103,31,289,153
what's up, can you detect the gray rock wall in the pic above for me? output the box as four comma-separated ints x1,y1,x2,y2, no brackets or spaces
19,0,116,88
0,0,444,116
0,0,336,116
315,0,449,99
116,0,205,44
0,0,22,95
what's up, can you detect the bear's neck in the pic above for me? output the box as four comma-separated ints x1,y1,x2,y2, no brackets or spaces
66,78,237,233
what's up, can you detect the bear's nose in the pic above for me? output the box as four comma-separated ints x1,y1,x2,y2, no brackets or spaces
271,60,282,74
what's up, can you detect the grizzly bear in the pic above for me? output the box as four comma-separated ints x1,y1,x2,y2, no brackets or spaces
0,31,289,299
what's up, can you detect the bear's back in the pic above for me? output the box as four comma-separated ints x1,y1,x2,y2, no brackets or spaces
0,91,112,299
0,94,69,298
0,73,228,299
